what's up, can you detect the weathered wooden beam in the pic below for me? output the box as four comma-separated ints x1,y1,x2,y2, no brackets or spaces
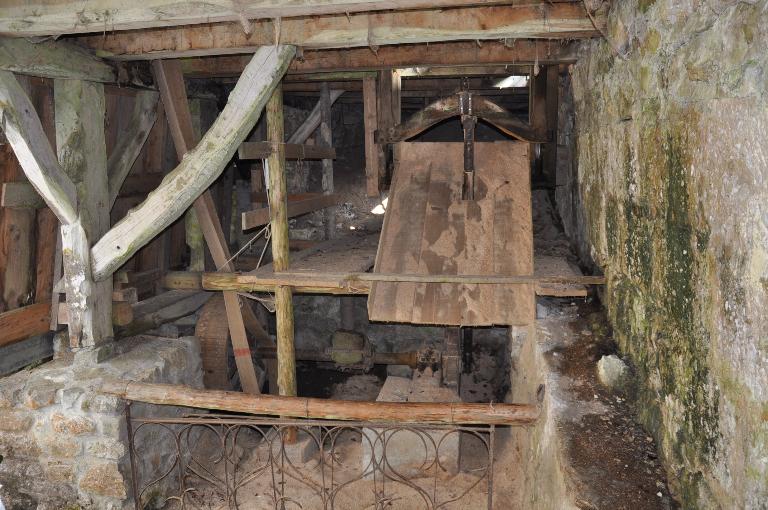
101,379,540,425
238,142,335,160
362,76,380,196
0,37,116,82
107,90,159,206
0,333,53,377
115,290,211,338
152,58,269,394
0,302,50,348
56,79,113,348
77,5,602,59
0,0,538,37
181,41,577,77
319,82,335,240
242,193,341,230
266,85,297,403
91,46,295,281
0,71,77,224
287,90,344,144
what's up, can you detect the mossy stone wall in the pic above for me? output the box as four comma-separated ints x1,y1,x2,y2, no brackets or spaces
570,0,768,507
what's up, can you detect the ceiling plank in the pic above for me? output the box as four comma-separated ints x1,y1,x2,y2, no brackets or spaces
73,4,601,60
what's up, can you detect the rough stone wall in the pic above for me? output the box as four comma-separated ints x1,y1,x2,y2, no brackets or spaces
570,0,768,507
0,336,202,509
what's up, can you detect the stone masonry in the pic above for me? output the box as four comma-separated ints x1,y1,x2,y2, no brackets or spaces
0,336,202,509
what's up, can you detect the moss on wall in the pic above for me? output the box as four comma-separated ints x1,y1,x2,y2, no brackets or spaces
570,1,768,507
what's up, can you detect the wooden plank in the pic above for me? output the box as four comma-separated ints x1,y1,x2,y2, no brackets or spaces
0,303,51,347
102,379,540,425
0,38,116,82
1,204,34,310
107,91,159,206
182,41,578,77
369,141,534,326
56,79,113,347
1,181,44,208
75,5,602,59
91,46,296,281
0,71,77,225
0,333,53,377
238,142,335,160
152,58,267,395
242,193,342,230
363,76,380,197
542,65,559,187
34,208,58,304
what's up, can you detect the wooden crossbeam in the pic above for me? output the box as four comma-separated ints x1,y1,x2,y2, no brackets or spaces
75,5,602,60
242,193,342,230
0,71,78,225
90,46,296,281
287,90,344,144
0,0,534,37
107,91,159,206
238,142,335,160
0,37,117,82
181,41,578,77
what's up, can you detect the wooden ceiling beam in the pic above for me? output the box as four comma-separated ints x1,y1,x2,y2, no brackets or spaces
73,4,601,60
0,0,561,37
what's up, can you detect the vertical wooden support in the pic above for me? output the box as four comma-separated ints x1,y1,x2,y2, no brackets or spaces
267,85,297,401
362,76,380,197
376,69,401,188
152,59,264,394
529,66,547,183
319,82,334,240
391,69,402,125
55,79,112,348
542,65,559,189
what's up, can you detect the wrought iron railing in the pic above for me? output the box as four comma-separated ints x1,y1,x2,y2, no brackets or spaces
125,405,496,509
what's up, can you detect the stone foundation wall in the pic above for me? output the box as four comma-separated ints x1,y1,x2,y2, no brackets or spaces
569,0,768,506
0,336,202,509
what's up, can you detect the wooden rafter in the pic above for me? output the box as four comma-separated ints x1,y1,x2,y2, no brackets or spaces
0,71,78,225
0,37,116,82
90,45,296,281
75,4,603,60
287,90,344,144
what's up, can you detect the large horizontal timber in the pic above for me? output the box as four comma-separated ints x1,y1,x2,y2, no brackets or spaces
75,4,603,60
102,379,539,425
0,0,545,36
90,45,296,281
238,142,335,160
182,41,578,78
242,193,341,230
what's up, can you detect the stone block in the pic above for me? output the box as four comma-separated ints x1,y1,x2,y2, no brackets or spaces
42,460,76,483
51,412,96,435
0,432,41,458
81,393,124,414
0,410,33,432
79,462,127,498
86,438,126,460
22,380,58,409
39,436,81,458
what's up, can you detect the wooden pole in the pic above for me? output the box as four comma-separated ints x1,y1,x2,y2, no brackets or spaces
102,379,540,425
319,82,335,240
362,76,380,197
266,85,297,402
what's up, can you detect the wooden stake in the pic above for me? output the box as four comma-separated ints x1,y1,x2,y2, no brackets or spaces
266,85,297,402
319,82,335,240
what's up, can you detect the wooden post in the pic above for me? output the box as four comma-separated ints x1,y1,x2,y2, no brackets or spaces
542,65,559,189
529,65,547,183
319,82,334,240
362,76,380,197
266,85,297,402
55,79,112,348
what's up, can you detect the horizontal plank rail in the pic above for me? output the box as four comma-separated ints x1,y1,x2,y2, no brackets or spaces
238,142,336,160
101,379,540,425
0,303,51,348
242,192,341,230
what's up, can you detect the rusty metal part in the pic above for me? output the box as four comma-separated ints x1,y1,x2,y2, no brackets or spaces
125,409,497,510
